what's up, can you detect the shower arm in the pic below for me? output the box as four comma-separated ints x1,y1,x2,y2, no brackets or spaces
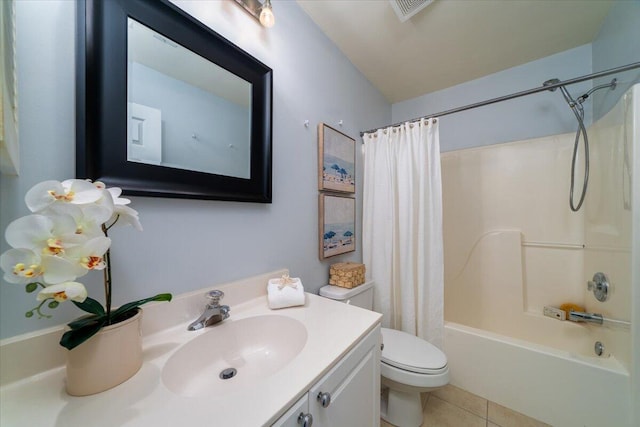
576,78,617,104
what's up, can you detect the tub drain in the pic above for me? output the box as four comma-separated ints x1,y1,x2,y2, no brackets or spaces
594,341,604,357
219,368,237,380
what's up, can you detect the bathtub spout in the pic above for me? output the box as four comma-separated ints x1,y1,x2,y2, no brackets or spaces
568,311,603,325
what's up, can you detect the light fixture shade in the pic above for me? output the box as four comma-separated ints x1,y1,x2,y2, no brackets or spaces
259,0,275,28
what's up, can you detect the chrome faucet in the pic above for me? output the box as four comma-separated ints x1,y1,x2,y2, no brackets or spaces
568,310,603,325
188,290,230,331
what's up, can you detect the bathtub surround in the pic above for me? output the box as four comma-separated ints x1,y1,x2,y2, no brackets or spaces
363,118,444,347
439,84,638,427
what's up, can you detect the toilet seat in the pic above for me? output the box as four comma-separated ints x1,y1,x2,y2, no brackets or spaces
380,327,448,375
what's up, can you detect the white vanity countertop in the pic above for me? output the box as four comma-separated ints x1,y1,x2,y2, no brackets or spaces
0,270,382,427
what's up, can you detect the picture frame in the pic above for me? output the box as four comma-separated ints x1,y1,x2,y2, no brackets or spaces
318,123,355,193
319,194,356,260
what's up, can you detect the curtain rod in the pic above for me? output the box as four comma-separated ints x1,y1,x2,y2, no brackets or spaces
360,61,640,137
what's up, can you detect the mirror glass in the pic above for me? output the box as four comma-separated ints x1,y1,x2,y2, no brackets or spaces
127,18,252,179
78,0,272,203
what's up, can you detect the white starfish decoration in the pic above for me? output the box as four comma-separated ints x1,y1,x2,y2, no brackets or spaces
277,274,298,290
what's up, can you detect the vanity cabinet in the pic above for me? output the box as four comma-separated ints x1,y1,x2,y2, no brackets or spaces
274,394,311,427
272,325,381,427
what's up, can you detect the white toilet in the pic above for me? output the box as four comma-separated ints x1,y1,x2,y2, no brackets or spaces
320,281,449,427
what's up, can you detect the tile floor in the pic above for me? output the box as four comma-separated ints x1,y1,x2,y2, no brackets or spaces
380,384,551,427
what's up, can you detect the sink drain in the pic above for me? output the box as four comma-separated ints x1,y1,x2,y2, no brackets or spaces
219,368,237,380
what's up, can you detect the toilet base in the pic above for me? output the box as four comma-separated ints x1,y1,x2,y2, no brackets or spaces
380,386,423,427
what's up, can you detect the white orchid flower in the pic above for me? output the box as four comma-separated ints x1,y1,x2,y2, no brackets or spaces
106,187,142,231
37,282,88,303
0,249,44,284
90,186,116,224
5,214,83,256
106,186,131,205
112,205,143,231
0,249,83,285
25,180,103,213
43,203,104,239
66,236,111,271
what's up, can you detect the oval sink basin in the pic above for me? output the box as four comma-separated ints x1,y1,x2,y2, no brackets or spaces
162,315,307,397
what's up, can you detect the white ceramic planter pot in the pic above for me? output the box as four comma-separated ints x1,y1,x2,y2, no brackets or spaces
65,309,143,396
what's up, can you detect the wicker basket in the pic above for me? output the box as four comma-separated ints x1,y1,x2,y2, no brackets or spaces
329,262,366,289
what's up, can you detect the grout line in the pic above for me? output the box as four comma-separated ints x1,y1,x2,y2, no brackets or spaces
429,395,488,423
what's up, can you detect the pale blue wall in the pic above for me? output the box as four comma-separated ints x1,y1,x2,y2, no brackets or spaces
0,1,77,338
0,1,390,339
392,45,593,152
591,0,640,120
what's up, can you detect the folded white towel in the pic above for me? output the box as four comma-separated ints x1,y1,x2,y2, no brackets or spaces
267,275,305,309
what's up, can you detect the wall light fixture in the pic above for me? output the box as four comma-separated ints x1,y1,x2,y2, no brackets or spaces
234,0,275,28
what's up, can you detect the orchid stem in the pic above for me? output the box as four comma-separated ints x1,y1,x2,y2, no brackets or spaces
104,214,120,232
102,225,112,325
30,299,53,319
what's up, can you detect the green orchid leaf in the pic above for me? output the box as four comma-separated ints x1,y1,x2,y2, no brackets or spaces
67,313,105,330
59,318,107,350
72,297,106,316
109,293,172,321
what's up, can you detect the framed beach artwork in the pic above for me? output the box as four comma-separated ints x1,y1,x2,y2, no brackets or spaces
319,194,356,260
318,123,355,193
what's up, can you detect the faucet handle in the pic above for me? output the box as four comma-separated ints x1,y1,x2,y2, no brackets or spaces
206,290,224,305
587,272,609,302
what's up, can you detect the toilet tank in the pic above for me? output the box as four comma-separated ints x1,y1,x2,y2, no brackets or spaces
319,281,374,310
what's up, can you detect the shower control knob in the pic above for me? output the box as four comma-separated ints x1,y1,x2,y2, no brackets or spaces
587,272,609,302
317,391,331,408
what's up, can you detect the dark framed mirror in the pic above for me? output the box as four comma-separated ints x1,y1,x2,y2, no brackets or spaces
77,0,272,202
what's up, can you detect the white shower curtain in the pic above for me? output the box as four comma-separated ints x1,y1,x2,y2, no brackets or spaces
362,118,444,348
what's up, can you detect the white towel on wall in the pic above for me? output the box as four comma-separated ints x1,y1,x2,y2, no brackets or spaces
267,276,305,309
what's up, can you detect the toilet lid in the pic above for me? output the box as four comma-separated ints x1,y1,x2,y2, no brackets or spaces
380,328,447,374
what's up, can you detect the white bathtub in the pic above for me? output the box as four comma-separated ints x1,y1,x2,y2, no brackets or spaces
443,321,631,427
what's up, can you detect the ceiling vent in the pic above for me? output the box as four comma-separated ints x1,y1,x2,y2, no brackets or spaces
389,0,435,22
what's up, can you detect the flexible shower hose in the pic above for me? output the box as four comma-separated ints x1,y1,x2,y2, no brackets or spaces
568,104,589,212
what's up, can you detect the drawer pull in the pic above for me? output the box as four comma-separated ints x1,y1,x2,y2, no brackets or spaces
297,412,313,426
317,391,331,408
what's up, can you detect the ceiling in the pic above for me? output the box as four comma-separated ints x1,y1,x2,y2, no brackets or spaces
297,0,614,104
